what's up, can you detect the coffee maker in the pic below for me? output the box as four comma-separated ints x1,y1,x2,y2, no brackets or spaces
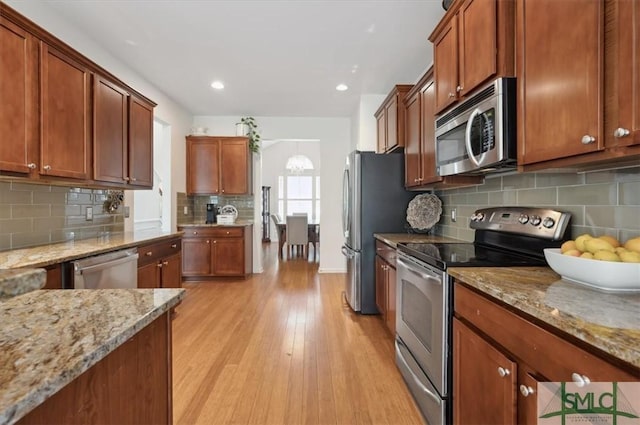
206,203,219,224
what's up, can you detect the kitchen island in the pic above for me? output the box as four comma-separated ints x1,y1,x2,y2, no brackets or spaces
0,286,185,425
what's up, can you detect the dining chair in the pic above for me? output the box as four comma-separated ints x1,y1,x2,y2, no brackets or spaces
286,215,308,259
308,224,320,260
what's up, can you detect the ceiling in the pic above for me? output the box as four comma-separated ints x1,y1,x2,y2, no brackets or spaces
38,1,446,117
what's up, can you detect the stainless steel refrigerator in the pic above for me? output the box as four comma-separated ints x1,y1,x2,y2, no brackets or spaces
341,150,416,314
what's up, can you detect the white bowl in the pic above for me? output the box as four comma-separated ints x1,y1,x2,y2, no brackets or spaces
543,248,640,292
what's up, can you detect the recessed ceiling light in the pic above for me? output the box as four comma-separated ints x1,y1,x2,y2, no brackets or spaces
210,81,224,90
336,84,349,91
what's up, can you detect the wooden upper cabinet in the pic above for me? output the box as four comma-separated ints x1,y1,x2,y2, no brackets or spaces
403,68,483,189
375,85,413,153
0,17,38,176
128,95,154,187
40,43,91,180
430,0,514,114
186,136,251,195
187,137,220,194
517,0,603,166
93,76,127,184
220,138,250,195
604,0,640,149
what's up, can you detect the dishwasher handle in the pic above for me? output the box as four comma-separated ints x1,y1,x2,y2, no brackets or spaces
74,248,139,274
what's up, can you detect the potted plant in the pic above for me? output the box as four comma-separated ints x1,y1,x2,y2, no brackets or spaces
236,116,261,153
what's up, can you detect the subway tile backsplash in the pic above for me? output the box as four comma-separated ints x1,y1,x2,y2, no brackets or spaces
176,192,254,224
0,181,124,252
434,167,640,242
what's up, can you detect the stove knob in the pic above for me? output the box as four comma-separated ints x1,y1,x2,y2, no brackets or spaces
518,214,529,224
542,217,556,228
530,215,542,226
476,212,485,221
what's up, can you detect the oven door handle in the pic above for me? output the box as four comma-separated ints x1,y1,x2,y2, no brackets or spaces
395,340,442,406
397,257,442,284
464,108,488,167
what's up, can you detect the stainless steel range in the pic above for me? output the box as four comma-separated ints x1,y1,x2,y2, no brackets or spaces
394,207,572,425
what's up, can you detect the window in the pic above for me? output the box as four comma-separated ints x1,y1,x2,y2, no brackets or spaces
277,172,320,221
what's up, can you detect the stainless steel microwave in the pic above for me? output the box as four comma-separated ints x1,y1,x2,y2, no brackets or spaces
435,77,516,176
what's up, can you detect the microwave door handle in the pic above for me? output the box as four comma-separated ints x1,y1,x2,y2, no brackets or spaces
464,108,487,167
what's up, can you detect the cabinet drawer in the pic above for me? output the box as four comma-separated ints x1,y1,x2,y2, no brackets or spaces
454,282,638,382
182,226,243,238
375,240,397,267
137,238,181,266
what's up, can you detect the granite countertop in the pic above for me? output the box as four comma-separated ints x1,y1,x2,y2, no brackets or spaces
374,233,463,248
0,229,183,270
0,287,185,425
449,267,640,370
178,220,253,228
0,269,45,300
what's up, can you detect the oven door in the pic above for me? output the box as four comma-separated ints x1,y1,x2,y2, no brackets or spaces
396,252,448,396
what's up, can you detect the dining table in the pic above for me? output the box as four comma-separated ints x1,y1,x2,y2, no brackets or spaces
275,221,320,259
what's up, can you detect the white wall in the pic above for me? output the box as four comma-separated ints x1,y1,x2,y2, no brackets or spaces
352,95,387,152
193,116,350,273
6,0,193,232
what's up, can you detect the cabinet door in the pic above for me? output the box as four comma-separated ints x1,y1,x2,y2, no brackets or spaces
376,113,386,153
518,368,544,425
0,18,38,175
160,253,182,288
458,0,497,96
187,138,219,194
517,0,603,165
212,238,244,276
138,262,160,288
453,318,517,425
386,265,397,334
93,76,127,185
420,80,441,185
44,264,63,289
128,95,154,187
220,139,249,195
41,43,91,180
404,90,421,187
385,97,399,151
433,16,459,113
182,237,212,276
375,256,387,316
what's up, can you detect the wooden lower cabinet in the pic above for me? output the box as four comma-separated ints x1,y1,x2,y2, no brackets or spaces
180,225,252,279
137,237,182,289
43,264,62,289
18,312,173,425
453,281,639,425
374,240,397,334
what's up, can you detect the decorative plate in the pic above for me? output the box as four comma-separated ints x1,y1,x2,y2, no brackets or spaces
220,204,238,219
406,194,442,231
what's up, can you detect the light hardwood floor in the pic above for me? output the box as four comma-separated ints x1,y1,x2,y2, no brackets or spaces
172,243,424,425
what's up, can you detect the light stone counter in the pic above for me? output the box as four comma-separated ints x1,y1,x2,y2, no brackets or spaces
374,233,463,248
449,267,640,371
178,220,253,228
0,269,45,300
0,229,183,270
0,287,185,425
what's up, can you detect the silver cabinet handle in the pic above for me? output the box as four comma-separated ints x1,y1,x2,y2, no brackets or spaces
498,367,510,377
27,163,37,169
448,92,455,98
157,263,163,268
614,128,630,138
456,85,463,92
145,251,153,256
171,244,177,248
124,177,130,181
581,135,596,144
131,177,137,182
43,165,51,171
571,372,590,387
520,385,535,397
162,261,169,266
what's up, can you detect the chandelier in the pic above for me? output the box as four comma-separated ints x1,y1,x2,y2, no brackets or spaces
285,154,314,174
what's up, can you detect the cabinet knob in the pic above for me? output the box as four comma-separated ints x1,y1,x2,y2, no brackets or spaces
456,85,463,93
193,231,198,235
614,127,630,138
226,231,230,235
206,240,210,244
414,178,420,182
571,372,591,387
43,165,51,171
520,385,535,397
448,92,455,98
27,163,37,170
157,263,163,268
497,367,510,377
162,261,169,266
213,240,217,244
222,189,225,193
131,177,137,182
581,135,596,145
124,177,130,181
145,251,153,256
171,244,177,248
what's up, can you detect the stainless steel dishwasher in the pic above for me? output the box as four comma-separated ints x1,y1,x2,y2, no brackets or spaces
73,248,139,289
